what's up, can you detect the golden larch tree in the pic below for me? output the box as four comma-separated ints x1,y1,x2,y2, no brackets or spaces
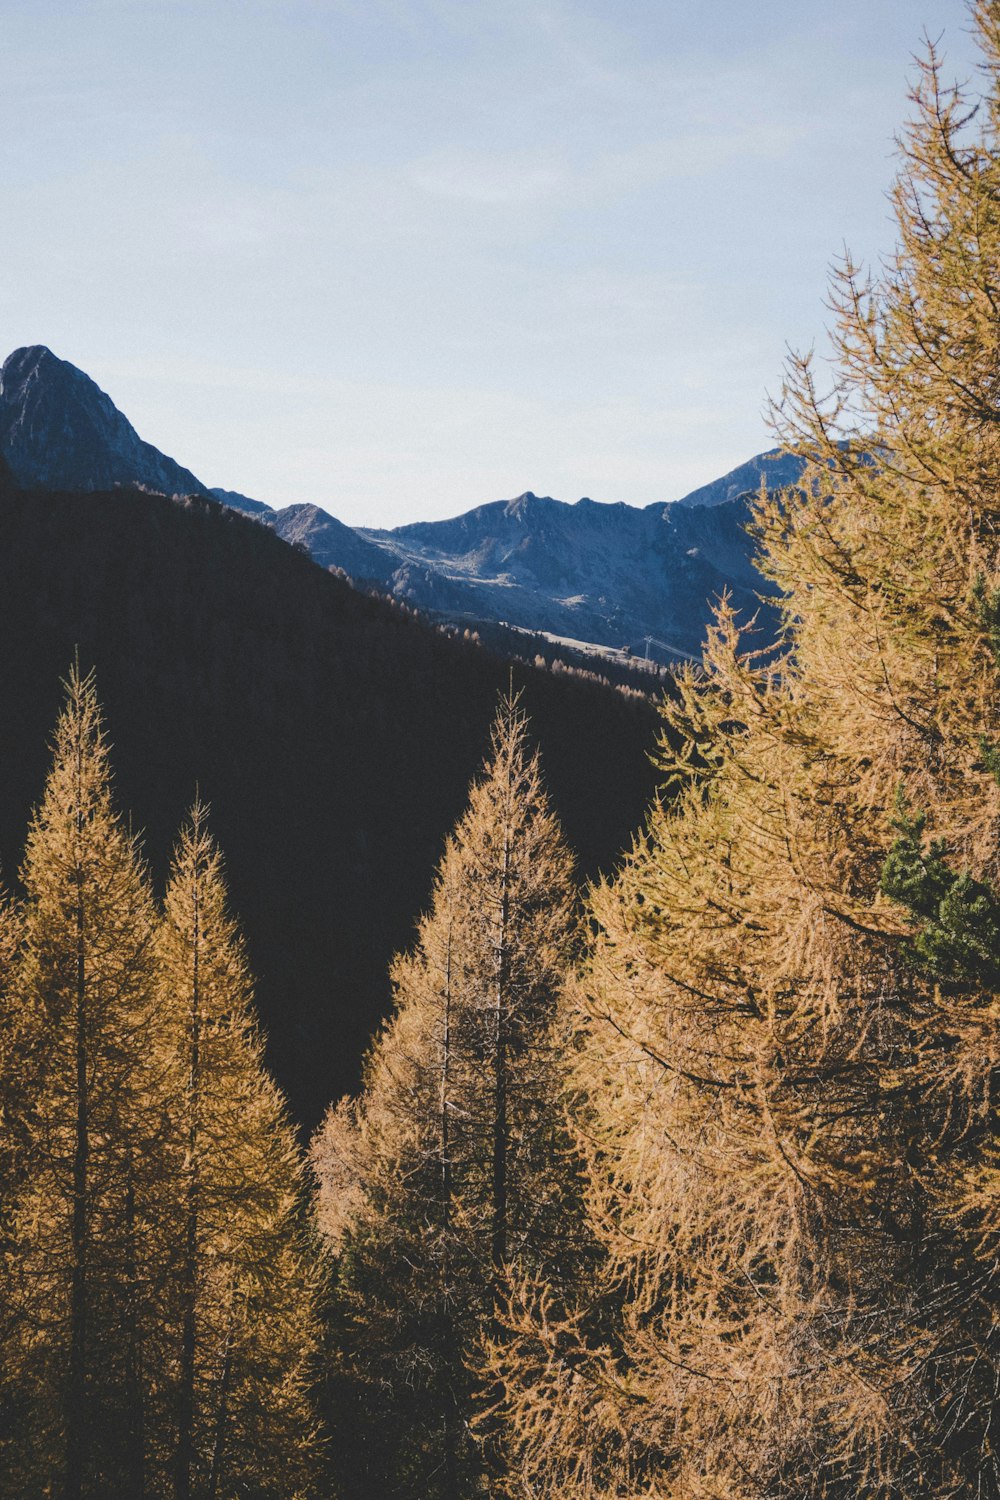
488,6,1000,1496
157,803,323,1500
312,694,583,1500
0,884,25,1474
2,668,170,1500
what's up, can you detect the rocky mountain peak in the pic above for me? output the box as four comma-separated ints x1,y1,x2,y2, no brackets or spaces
0,344,207,497
3,344,60,384
493,491,541,522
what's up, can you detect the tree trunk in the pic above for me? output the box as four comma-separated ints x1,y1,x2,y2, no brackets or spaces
207,1304,235,1500
65,738,88,1500
176,871,201,1500
124,1149,145,1499
490,821,511,1293
439,928,460,1500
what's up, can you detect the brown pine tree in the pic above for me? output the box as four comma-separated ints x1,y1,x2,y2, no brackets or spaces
312,694,582,1499
158,803,322,1500
2,668,169,1500
488,6,1000,1495
0,885,25,1473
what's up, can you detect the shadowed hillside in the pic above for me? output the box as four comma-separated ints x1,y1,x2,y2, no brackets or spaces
0,471,658,1128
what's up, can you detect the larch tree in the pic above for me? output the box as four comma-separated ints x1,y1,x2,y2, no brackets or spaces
0,885,25,1469
487,6,1000,1497
157,802,322,1500
1,667,171,1500
0,883,23,1182
313,847,476,1500
312,694,583,1500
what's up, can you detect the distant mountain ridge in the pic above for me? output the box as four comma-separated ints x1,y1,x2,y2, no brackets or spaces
0,345,805,658
671,448,806,508
346,485,781,658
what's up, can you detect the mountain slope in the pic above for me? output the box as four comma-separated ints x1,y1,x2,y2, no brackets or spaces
286,484,787,659
273,503,400,581
0,346,209,496
0,470,657,1129
208,485,274,517
348,488,779,657
671,446,806,508
297,461,811,658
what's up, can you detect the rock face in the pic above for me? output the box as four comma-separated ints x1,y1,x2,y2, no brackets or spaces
336,487,786,659
0,346,208,497
671,447,806,508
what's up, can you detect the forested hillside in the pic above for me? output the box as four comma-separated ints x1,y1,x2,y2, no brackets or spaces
0,467,657,1129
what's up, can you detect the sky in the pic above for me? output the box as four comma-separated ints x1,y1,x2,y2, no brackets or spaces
0,0,983,526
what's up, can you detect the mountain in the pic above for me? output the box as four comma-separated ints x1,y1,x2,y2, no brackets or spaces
0,345,209,496
273,502,400,580
270,467,813,662
671,447,806,508
0,467,658,1130
0,344,804,659
344,487,782,659
273,476,806,661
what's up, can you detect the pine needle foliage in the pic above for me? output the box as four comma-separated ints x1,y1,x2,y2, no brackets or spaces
0,886,25,1465
312,694,581,1500
158,804,323,1500
487,6,1000,1496
0,677,325,1499
0,886,24,1178
881,802,1000,984
2,667,168,1498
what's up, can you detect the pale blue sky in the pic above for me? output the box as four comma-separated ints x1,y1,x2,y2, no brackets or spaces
0,0,979,525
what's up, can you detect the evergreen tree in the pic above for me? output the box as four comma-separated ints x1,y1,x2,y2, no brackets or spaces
488,6,1000,1496
312,695,582,1498
1,668,169,1499
157,803,322,1500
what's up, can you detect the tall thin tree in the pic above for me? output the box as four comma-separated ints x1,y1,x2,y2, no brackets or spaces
158,803,322,1500
3,668,167,1499
313,694,582,1499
